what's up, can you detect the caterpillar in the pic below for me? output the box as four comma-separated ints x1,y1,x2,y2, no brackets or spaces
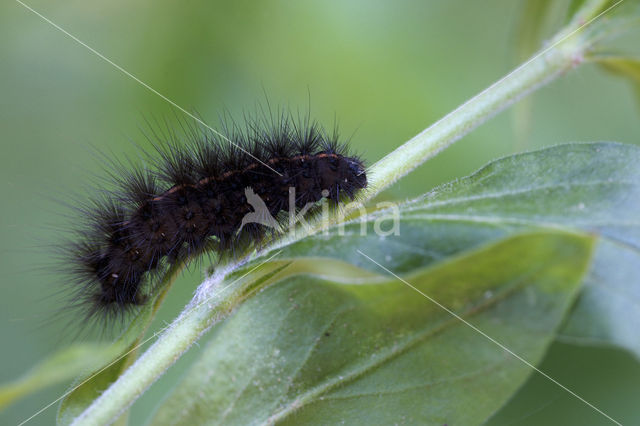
62,110,367,323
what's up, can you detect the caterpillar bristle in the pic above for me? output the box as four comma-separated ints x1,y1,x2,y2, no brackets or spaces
58,108,367,328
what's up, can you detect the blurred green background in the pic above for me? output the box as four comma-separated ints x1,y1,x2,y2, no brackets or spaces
1,0,639,424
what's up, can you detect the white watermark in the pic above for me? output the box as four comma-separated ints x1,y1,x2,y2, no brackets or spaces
238,186,401,238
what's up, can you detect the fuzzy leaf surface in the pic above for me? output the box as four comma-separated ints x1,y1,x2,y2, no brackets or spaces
152,232,593,425
153,142,640,424
273,142,640,358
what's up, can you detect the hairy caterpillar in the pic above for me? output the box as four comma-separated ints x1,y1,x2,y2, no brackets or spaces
61,110,367,323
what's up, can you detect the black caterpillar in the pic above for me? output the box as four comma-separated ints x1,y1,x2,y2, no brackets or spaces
63,112,367,321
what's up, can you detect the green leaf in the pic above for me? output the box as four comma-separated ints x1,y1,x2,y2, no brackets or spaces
273,142,640,359
558,239,640,357
0,266,179,423
0,283,169,418
63,142,640,424
597,56,640,80
0,343,116,412
152,141,640,424
151,232,594,425
147,142,636,424
55,262,184,425
54,313,149,425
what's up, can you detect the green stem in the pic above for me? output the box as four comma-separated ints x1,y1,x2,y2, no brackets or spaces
71,3,612,424
366,15,600,197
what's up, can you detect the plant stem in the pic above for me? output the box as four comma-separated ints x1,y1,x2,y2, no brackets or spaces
71,266,244,426
366,0,621,197
71,4,611,424
365,19,599,197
